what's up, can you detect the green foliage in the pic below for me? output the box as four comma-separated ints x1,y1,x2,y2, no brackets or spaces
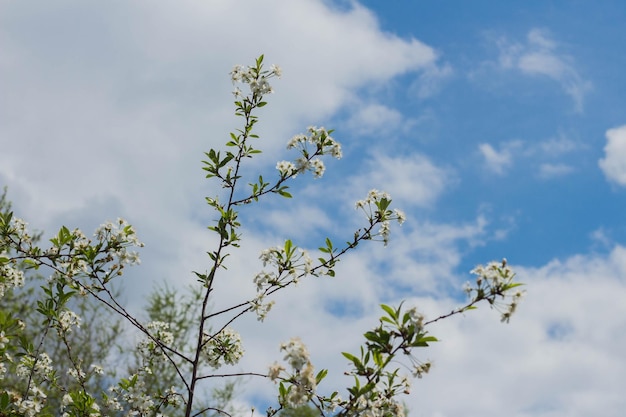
280,404,319,417
0,187,125,414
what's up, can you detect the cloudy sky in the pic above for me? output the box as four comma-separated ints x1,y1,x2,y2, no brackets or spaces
2,1,626,416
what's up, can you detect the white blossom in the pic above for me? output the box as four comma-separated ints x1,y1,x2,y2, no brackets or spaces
202,327,244,368
270,64,282,77
268,362,285,381
67,366,86,381
250,294,275,322
380,221,391,245
280,337,310,371
405,306,424,330
310,158,325,178
276,160,297,177
393,209,406,224
58,310,81,332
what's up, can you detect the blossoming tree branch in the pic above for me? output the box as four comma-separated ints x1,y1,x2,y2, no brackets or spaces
0,55,525,417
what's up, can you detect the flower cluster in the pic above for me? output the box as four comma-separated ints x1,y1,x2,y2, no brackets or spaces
16,352,53,380
7,353,55,415
67,366,86,382
271,337,317,408
258,245,312,282
0,256,25,298
105,354,181,416
0,331,8,350
3,216,31,243
275,160,297,177
355,189,406,245
249,293,275,322
405,306,425,332
137,321,174,364
465,259,525,322
251,243,313,320
412,361,432,379
351,393,406,417
57,309,81,333
1,216,29,297
277,126,342,179
202,327,244,369
0,216,143,295
280,337,310,370
60,391,101,417
230,60,281,97
42,218,143,295
107,381,153,415
94,218,143,266
15,386,48,417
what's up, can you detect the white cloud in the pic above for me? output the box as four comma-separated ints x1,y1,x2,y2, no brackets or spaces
411,62,454,99
589,227,613,249
411,245,626,416
0,0,437,212
379,215,490,293
231,233,626,417
248,203,333,242
0,0,438,300
537,162,574,179
599,125,626,186
478,136,581,178
478,143,514,175
344,153,453,208
496,28,591,112
344,103,405,136
537,134,581,155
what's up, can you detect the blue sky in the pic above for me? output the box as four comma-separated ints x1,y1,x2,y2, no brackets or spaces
356,0,626,266
1,1,626,416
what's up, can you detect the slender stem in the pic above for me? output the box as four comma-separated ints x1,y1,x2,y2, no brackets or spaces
197,371,268,380
425,298,482,326
185,92,262,416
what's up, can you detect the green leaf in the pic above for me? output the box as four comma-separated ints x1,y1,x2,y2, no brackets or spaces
219,154,234,168
364,331,381,344
0,391,10,409
421,336,438,342
378,198,391,211
342,351,360,366
277,189,292,198
412,335,439,347
380,304,397,321
284,239,294,258
56,225,71,246
361,381,376,395
315,369,328,384
372,350,384,367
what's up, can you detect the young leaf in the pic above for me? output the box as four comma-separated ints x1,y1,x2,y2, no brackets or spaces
315,369,328,384
380,304,397,321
